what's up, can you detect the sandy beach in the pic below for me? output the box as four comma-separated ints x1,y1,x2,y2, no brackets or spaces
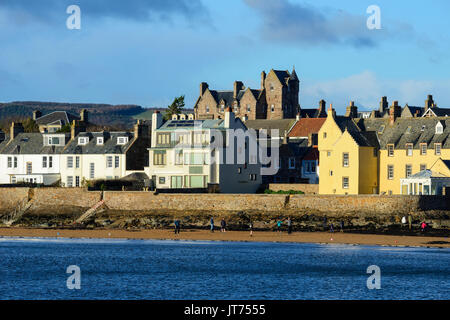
0,227,449,248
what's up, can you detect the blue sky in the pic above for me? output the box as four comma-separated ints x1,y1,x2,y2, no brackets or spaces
1,0,450,113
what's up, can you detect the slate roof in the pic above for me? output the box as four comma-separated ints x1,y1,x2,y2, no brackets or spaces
245,119,296,138
402,105,424,117
63,132,134,154
428,107,450,117
158,119,226,131
35,111,80,126
407,169,448,179
288,118,326,138
362,117,450,149
0,133,68,154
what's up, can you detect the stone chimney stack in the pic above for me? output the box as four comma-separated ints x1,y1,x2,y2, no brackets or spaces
233,81,244,99
200,82,209,96
32,110,42,121
425,94,434,112
70,120,86,140
389,101,401,125
318,99,326,116
345,101,358,118
261,71,266,90
151,111,163,147
10,122,24,142
379,96,388,113
134,119,150,139
80,109,88,123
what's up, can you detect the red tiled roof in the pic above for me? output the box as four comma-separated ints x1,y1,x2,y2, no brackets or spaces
288,118,326,138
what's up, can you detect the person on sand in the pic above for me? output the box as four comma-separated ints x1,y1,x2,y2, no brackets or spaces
330,223,334,233
249,221,253,237
277,220,282,233
421,221,427,232
340,221,344,233
401,216,407,228
287,217,292,234
220,218,226,233
210,217,214,233
174,219,180,234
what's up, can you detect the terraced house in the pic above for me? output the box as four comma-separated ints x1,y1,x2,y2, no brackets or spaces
319,102,450,195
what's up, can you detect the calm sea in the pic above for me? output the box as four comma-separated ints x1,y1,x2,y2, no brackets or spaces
0,237,448,300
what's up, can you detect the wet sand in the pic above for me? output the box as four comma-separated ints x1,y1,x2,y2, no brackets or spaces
0,227,449,248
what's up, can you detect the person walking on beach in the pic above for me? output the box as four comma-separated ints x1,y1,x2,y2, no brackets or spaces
330,223,334,233
174,219,181,234
210,217,215,233
220,218,226,233
421,221,427,232
277,219,282,233
340,221,344,233
401,216,407,229
249,221,253,237
287,217,292,234
408,214,412,230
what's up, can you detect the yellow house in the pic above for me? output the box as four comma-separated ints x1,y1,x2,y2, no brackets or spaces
318,106,379,194
364,117,450,195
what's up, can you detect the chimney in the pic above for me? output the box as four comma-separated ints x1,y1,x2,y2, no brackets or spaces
151,111,163,147
233,81,244,99
70,120,86,140
200,82,209,96
80,109,88,123
134,120,150,139
261,71,266,90
318,99,326,116
379,96,388,113
327,104,336,118
345,101,358,118
224,107,235,128
425,94,434,112
32,110,42,121
10,122,24,141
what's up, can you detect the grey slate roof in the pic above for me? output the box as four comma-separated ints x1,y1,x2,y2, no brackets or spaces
63,132,134,154
35,111,80,126
208,89,262,108
244,119,296,137
0,133,68,154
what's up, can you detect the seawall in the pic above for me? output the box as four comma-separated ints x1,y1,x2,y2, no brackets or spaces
1,188,449,230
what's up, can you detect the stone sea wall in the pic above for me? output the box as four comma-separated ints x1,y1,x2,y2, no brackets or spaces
0,188,449,231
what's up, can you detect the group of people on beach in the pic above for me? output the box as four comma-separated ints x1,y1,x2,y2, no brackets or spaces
401,214,428,232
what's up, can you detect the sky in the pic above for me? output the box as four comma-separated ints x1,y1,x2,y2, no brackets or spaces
1,0,450,113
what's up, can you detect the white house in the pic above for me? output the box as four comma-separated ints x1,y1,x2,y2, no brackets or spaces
144,109,262,193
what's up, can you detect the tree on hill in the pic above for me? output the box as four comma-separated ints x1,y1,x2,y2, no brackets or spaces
164,95,185,120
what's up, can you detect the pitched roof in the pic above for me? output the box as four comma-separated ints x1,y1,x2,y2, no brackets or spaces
245,119,296,137
288,118,326,138
35,111,80,126
407,169,448,179
63,132,134,154
0,133,68,154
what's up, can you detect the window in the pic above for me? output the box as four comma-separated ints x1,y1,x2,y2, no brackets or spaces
435,143,441,155
329,170,333,176
42,157,47,168
387,165,394,180
11,176,16,184
115,156,120,168
67,176,73,187
117,137,128,145
405,164,412,178
270,83,274,91
327,151,331,157
78,137,88,145
184,153,204,165
14,157,17,168
323,132,327,139
378,125,385,134
75,156,79,168
436,123,443,134
406,144,413,156
7,157,12,168
206,106,210,113
154,150,167,165
156,133,170,145
247,104,251,112
174,150,183,165
49,156,53,168
342,177,349,189
420,143,427,155
171,176,183,188
97,137,104,145
26,162,32,175
75,176,80,187
271,105,275,112
387,144,394,157
106,156,113,168
342,153,349,167
311,162,316,173
289,157,295,169
249,174,257,181
420,164,427,171
159,177,166,184
67,156,73,169
89,163,95,179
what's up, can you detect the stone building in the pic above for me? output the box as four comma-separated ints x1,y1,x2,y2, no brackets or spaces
194,68,300,121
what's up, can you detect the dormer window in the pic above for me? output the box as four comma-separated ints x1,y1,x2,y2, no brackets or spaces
47,136,60,145
436,122,443,134
117,137,128,145
97,137,104,145
378,125,385,134
78,137,89,145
